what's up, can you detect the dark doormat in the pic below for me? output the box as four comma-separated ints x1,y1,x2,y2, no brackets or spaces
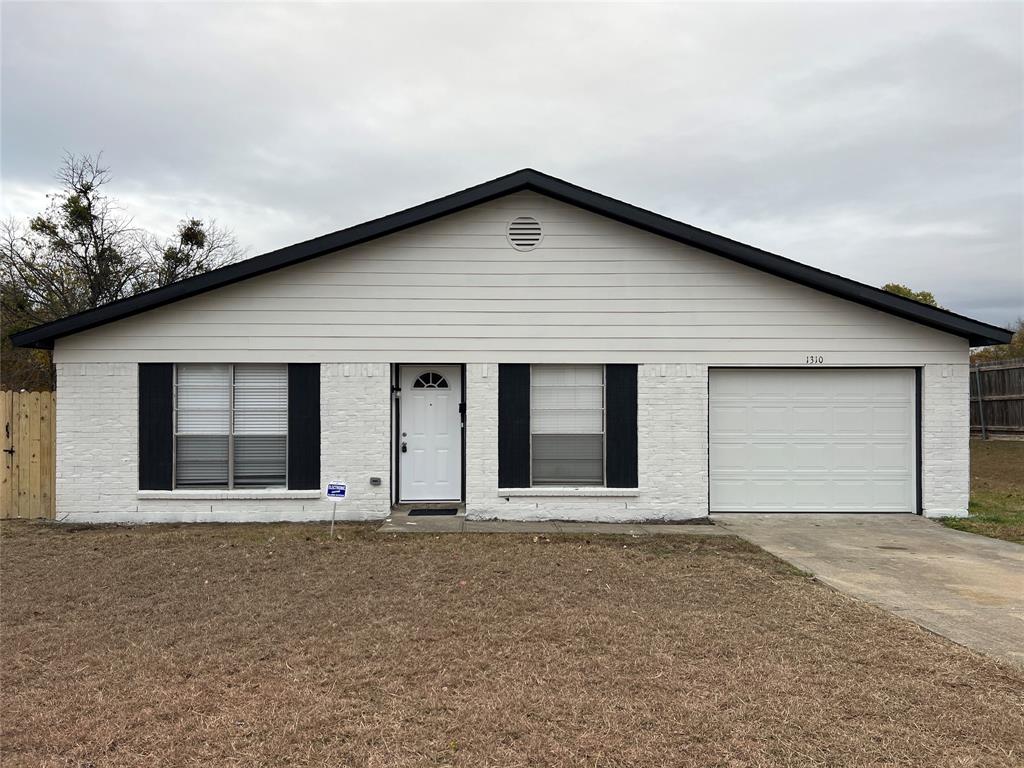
408,508,458,516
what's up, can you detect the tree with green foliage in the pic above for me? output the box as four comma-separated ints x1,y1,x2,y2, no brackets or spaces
145,217,243,288
880,283,1019,359
882,283,942,308
1,153,243,390
971,318,1024,363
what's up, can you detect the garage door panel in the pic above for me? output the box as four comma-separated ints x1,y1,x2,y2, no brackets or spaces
872,375,913,398
749,443,791,470
833,443,871,470
709,405,748,435
748,480,790,509
792,443,830,471
873,406,912,435
792,378,832,399
789,480,832,510
753,376,795,398
711,442,747,471
875,443,911,471
713,479,748,509
748,406,788,435
710,369,915,513
834,407,871,436
831,480,874,509
872,479,912,508
832,374,872,399
791,406,831,435
713,374,749,397
713,443,800,472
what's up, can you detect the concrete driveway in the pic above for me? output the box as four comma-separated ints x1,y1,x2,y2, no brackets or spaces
714,513,1024,668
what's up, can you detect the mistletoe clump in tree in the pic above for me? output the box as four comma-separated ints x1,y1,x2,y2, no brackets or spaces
2,153,244,390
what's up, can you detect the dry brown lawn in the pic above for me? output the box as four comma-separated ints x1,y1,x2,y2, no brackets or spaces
2,522,1022,768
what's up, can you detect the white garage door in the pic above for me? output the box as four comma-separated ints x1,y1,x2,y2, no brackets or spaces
709,369,916,513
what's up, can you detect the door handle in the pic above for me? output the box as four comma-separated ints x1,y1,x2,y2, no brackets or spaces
401,441,408,453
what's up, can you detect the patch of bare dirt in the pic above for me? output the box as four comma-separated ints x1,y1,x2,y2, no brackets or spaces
971,439,1024,495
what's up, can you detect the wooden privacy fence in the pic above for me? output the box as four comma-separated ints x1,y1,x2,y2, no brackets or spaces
1,391,56,519
971,359,1024,439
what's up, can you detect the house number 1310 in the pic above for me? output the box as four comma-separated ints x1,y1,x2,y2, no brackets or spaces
806,355,824,364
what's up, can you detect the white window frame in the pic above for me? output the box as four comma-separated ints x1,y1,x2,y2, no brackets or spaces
172,363,289,490
529,364,607,487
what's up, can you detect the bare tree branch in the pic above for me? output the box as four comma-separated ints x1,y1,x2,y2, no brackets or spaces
2,152,246,390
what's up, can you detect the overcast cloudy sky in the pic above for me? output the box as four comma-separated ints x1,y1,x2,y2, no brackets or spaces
2,2,1022,326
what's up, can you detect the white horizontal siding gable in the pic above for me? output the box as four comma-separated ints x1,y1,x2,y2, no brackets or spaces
54,191,966,365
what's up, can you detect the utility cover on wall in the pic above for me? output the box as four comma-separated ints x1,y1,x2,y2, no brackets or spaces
507,216,543,250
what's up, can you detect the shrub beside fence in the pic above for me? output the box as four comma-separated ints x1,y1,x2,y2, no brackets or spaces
970,358,1024,439
1,391,56,519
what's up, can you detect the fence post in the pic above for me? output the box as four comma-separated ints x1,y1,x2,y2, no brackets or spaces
973,366,988,440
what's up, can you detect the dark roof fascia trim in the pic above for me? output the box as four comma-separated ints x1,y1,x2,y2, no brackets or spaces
524,174,1013,347
11,169,1013,349
10,170,535,349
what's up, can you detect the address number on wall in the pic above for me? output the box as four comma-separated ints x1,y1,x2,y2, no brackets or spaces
805,355,824,364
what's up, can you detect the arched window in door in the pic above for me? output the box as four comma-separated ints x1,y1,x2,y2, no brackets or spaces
413,372,449,389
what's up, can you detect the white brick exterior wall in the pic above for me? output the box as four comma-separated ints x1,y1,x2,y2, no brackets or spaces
55,362,392,523
921,363,970,518
637,364,709,519
45,192,979,524
56,361,969,523
465,363,708,522
56,363,138,517
320,364,392,519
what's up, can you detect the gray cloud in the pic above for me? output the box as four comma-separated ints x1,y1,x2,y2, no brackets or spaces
3,1,1021,327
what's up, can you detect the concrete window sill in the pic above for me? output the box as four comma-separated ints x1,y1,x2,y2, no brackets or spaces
137,490,323,501
498,488,640,498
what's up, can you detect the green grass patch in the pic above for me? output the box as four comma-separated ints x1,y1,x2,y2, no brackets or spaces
943,490,1024,544
940,441,1024,544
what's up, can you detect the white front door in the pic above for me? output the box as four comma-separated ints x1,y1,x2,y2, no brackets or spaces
399,365,462,502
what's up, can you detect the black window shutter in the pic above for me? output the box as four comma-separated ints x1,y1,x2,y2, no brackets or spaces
288,364,320,490
605,364,638,488
498,363,531,488
138,363,173,490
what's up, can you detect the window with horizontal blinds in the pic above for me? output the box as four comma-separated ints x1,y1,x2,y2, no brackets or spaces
174,363,287,488
530,364,604,485
175,364,230,487
232,365,288,487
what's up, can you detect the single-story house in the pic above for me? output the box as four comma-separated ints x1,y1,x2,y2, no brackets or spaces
12,170,1012,524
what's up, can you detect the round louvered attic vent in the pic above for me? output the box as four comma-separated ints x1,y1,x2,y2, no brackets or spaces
507,216,543,251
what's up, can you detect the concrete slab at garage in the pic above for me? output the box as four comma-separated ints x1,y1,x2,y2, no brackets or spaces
715,513,1024,668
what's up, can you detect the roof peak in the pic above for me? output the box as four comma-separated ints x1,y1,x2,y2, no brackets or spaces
11,170,1012,348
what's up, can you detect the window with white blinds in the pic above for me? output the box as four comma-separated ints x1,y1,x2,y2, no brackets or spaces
174,364,287,488
530,365,605,485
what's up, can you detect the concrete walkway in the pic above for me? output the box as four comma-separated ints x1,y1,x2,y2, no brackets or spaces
715,513,1024,668
377,512,728,536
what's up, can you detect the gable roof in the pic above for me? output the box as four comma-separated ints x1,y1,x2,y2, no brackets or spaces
11,168,1013,348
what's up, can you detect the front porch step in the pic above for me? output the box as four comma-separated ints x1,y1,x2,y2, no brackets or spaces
390,502,466,516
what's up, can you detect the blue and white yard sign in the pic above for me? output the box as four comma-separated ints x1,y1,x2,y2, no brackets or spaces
326,482,347,499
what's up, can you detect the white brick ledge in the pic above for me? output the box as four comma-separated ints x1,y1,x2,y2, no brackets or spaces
923,508,969,519
58,509,386,525
137,490,323,500
498,488,640,498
